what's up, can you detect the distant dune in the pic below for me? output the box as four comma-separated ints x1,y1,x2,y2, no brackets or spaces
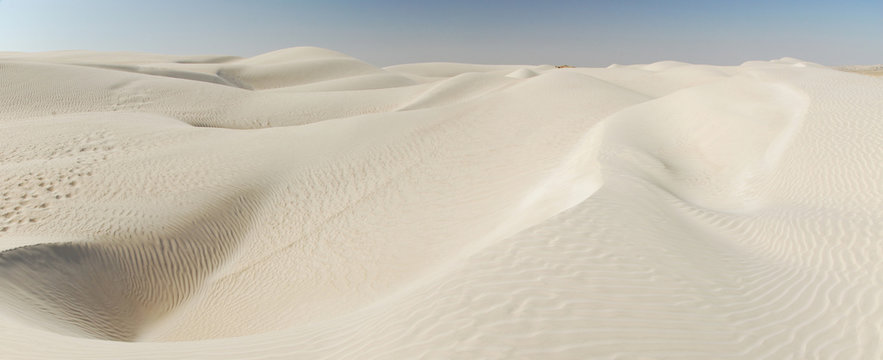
836,64,883,77
1,48,882,359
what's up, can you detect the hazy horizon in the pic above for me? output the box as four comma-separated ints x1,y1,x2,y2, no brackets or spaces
0,0,881,67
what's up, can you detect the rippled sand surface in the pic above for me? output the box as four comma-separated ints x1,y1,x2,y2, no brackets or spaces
1,48,881,359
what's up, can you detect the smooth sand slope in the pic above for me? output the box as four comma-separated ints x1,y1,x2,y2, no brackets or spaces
0,48,881,359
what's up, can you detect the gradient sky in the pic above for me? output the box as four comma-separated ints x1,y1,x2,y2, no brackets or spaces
0,0,880,66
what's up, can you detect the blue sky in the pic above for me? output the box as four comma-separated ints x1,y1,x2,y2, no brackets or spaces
0,0,880,66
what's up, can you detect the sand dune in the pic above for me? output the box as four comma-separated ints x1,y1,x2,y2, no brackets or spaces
1,48,881,359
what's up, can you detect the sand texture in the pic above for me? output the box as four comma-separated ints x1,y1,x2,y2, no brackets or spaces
1,48,882,359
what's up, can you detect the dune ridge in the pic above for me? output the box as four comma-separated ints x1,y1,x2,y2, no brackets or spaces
1,48,881,359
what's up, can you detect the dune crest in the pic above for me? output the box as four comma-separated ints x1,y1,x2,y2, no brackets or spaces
1,48,882,359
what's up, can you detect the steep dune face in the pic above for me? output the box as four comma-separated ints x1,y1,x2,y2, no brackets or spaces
1,48,881,359
603,77,809,212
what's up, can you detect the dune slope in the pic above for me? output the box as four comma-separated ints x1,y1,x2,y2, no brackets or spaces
1,48,881,359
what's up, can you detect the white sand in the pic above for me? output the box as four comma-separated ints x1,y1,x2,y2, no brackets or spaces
0,47,881,359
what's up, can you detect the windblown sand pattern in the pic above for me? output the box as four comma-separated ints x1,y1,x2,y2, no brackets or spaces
1,48,881,359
